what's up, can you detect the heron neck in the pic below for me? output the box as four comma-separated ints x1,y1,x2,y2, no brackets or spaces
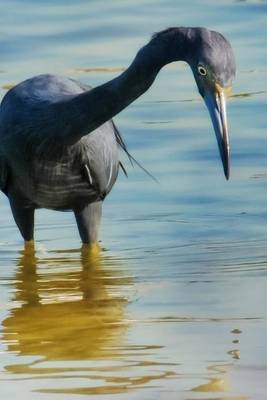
64,35,189,144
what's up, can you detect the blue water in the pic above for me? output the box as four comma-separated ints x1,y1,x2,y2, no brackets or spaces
0,1,267,399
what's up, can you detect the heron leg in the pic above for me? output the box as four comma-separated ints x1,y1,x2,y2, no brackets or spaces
74,201,102,245
9,197,35,242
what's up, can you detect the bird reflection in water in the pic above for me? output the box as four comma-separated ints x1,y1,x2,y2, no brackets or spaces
2,246,177,395
3,245,131,368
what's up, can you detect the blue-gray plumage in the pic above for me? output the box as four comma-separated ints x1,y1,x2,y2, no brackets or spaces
0,27,235,245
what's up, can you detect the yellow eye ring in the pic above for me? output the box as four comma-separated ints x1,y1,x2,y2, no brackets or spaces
198,65,207,76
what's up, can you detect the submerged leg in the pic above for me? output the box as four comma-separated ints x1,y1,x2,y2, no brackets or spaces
74,201,102,246
9,197,35,243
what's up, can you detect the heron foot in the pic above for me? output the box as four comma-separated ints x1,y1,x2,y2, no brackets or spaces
81,242,101,258
24,240,35,255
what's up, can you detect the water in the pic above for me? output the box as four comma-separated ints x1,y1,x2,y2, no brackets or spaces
0,0,267,399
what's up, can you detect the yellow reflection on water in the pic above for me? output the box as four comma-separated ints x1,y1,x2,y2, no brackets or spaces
189,364,248,400
2,246,131,367
192,378,229,393
2,246,178,396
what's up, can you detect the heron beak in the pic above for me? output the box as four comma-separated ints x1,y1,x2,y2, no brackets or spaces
204,84,231,180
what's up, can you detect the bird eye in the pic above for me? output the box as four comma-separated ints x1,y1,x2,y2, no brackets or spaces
197,65,207,76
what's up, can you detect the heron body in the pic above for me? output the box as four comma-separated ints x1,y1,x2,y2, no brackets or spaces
0,27,235,245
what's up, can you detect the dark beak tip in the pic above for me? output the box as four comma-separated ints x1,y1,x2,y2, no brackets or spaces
224,169,230,180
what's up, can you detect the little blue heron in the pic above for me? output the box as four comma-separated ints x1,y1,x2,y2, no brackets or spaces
0,27,235,247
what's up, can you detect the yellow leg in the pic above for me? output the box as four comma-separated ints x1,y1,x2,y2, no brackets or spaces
81,242,101,258
24,240,35,254
18,240,36,267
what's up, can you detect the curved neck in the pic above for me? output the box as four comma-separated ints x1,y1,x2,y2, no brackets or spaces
61,29,191,144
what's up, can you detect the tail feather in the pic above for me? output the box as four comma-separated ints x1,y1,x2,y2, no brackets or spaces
112,121,159,183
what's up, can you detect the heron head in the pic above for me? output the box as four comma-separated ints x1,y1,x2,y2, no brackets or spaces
188,28,236,180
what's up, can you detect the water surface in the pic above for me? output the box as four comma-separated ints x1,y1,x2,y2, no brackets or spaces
0,1,267,399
